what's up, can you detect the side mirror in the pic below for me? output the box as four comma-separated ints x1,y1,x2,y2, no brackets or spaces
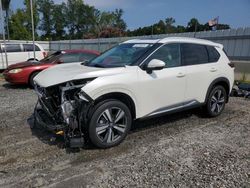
146,59,165,74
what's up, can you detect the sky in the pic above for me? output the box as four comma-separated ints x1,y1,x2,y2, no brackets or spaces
9,0,250,30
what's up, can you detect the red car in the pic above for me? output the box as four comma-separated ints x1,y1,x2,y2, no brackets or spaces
3,49,100,87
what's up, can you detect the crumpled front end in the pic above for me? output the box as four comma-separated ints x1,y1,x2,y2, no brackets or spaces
34,80,94,148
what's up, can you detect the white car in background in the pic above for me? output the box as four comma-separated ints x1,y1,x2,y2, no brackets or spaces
0,43,46,69
34,37,234,148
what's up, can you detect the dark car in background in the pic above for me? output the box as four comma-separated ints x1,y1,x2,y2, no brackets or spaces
3,49,100,87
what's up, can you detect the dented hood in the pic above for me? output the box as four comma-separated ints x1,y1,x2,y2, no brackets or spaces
34,62,127,87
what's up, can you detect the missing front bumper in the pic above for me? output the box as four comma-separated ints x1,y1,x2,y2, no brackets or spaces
34,106,65,132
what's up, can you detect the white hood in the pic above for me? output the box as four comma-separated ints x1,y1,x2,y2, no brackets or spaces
34,62,127,87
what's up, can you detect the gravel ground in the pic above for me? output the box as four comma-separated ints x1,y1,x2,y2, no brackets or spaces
0,80,250,188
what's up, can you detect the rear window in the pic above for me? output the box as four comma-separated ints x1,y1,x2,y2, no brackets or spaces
2,44,22,53
23,44,41,51
181,43,209,65
206,46,220,62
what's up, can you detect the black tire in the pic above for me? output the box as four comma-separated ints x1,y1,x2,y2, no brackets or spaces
29,71,40,88
88,100,132,148
205,85,227,117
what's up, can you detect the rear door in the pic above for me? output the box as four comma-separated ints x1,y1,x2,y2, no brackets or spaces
181,43,221,103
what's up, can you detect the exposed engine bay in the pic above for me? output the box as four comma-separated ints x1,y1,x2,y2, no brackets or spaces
34,79,95,148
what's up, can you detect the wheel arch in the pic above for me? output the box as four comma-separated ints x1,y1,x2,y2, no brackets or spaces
93,92,136,120
28,70,41,85
27,58,39,62
205,77,230,103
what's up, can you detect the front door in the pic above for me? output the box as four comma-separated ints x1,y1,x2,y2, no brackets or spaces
137,43,187,117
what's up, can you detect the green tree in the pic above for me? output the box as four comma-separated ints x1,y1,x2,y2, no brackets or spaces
165,17,175,33
65,0,96,39
2,0,11,40
23,0,39,38
217,24,230,30
37,0,54,40
9,9,31,40
52,3,66,40
113,9,126,32
89,8,126,38
176,25,186,33
8,0,39,40
186,18,200,32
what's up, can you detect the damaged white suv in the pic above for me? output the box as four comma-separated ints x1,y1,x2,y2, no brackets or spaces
34,37,234,148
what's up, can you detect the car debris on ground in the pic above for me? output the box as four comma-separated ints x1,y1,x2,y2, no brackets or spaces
230,82,250,99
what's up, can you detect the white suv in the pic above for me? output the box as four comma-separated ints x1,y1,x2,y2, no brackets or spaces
34,37,234,148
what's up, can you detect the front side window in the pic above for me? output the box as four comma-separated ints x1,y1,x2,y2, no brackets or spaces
146,43,181,68
181,43,208,65
86,43,154,68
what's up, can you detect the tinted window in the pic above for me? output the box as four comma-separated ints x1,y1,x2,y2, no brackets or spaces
181,43,208,65
3,44,22,52
60,53,81,63
23,44,40,51
206,46,220,62
79,53,98,62
147,43,181,68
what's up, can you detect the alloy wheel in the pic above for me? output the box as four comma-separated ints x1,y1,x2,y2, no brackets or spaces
96,107,128,144
210,89,225,114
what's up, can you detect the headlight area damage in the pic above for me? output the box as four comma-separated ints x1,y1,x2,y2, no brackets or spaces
34,79,95,148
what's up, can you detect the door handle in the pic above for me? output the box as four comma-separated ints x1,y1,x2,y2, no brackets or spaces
177,72,185,78
210,67,217,72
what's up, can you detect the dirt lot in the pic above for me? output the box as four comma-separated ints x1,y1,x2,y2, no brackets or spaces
0,80,250,188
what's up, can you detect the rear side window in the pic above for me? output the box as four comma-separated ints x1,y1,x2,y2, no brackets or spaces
181,43,208,65
206,46,220,62
23,44,41,51
3,44,22,53
79,53,98,62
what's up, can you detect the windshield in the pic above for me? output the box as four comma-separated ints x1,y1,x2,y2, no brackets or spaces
85,43,154,68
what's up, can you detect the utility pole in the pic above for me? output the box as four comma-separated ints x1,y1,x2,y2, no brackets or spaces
30,0,36,60
0,0,8,67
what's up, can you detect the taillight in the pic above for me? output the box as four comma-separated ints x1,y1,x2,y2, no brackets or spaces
43,51,48,57
228,62,235,68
